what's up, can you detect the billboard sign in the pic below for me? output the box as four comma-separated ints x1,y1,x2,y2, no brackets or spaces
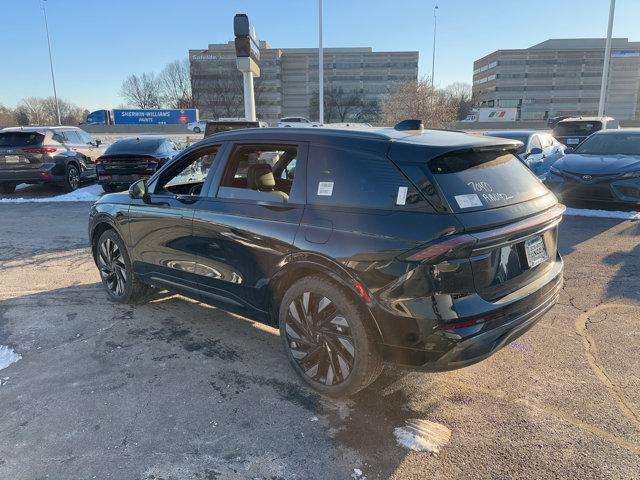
112,109,198,125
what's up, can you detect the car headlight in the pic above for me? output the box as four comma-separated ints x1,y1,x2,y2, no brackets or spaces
550,166,563,176
621,171,640,179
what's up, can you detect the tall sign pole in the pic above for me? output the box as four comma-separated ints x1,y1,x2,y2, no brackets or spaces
234,14,260,121
42,0,61,125
318,0,324,124
431,5,438,87
598,0,616,117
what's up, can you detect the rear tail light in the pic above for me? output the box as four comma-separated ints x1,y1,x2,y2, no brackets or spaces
404,234,477,263
95,157,103,164
23,148,57,154
40,172,50,179
147,157,160,164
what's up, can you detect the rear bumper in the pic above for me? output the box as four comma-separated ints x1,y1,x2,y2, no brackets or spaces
0,165,63,184
379,253,563,369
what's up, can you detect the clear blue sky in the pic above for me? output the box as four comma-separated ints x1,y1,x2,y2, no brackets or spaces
1,0,639,111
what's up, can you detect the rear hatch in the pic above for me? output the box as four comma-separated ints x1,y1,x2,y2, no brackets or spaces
0,131,52,170
395,144,562,302
553,120,603,146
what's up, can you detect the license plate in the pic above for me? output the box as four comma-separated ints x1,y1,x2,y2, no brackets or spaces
111,174,138,181
566,138,580,145
4,155,19,163
524,236,548,268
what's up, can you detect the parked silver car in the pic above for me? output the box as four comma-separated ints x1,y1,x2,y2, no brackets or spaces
485,130,565,177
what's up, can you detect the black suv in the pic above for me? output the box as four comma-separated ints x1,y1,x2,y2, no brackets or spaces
0,126,103,193
89,125,564,397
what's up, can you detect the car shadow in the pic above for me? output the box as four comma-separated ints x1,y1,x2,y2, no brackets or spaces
0,180,99,200
0,283,424,479
557,215,627,257
602,221,640,303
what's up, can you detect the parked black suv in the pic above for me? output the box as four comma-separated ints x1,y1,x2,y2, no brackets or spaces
0,126,103,193
96,135,180,192
89,125,564,397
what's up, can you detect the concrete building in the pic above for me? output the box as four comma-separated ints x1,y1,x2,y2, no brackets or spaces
472,38,640,120
189,41,418,124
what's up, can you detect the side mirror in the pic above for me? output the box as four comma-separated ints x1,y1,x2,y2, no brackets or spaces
95,139,102,147
529,147,543,155
564,147,574,154
129,179,149,201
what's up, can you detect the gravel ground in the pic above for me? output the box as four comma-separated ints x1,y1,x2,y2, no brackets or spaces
0,203,639,479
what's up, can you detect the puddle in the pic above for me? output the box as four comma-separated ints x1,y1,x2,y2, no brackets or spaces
393,419,451,453
0,345,21,370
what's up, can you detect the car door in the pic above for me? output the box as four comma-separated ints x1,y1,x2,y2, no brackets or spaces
190,141,308,316
62,129,96,179
127,144,223,293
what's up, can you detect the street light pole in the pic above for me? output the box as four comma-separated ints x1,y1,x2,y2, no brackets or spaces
42,0,61,125
318,0,324,124
598,0,616,117
431,5,438,87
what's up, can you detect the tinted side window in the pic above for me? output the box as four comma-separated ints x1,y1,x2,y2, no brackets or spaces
63,130,82,144
307,145,425,210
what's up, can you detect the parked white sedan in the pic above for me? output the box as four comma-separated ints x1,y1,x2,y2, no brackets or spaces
277,117,320,128
187,120,207,133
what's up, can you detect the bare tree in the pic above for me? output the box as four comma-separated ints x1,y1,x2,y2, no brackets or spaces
0,104,15,127
120,73,161,109
191,67,245,119
381,78,457,128
14,97,87,125
310,86,381,123
444,82,473,120
16,97,49,125
159,59,193,108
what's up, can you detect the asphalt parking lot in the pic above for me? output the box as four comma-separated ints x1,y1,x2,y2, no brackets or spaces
1,202,639,480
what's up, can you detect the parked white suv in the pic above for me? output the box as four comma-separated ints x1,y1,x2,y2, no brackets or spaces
277,117,320,128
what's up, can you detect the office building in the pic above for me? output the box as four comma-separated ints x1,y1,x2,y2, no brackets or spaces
190,40,418,124
472,38,640,120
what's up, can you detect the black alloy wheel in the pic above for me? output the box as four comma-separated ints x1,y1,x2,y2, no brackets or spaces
279,275,383,397
65,164,80,192
285,291,356,386
97,236,127,297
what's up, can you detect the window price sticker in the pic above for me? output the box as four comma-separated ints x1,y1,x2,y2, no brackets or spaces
317,181,334,196
454,193,483,209
396,186,408,205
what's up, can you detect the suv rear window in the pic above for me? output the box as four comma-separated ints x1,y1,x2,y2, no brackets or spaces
428,149,547,212
0,132,44,147
553,121,602,137
307,145,428,210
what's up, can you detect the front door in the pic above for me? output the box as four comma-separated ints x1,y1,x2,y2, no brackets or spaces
190,141,307,316
128,145,222,294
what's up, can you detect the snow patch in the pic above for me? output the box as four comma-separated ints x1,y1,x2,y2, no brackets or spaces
0,346,21,371
564,207,640,220
0,184,103,203
393,419,451,454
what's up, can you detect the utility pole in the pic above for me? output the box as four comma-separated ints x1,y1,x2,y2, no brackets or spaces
42,0,61,125
598,0,616,117
318,0,324,124
431,5,438,87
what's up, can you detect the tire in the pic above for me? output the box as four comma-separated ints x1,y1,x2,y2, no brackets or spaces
96,229,152,304
64,164,80,192
279,275,383,397
0,183,17,194
102,183,118,193
193,127,201,133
